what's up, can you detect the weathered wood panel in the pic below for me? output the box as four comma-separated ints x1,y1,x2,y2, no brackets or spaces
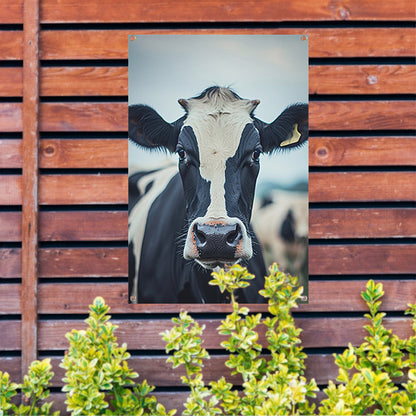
0,139,21,168
309,208,416,238
39,139,127,168
2,137,415,170
35,317,413,351
310,172,416,202
310,137,416,166
0,31,23,60
3,102,414,133
0,68,22,97
1,245,413,278
309,244,416,275
39,0,415,23
0,284,21,314
0,0,23,24
27,65,416,96
39,28,416,60
36,280,416,314
310,65,416,95
3,209,415,243
2,172,415,206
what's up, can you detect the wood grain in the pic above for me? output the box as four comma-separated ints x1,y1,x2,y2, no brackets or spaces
39,139,127,168
35,317,413,351
0,0,23,24
310,65,416,95
2,172,415,206
0,103,22,132
3,138,414,169
39,28,416,60
2,352,406,388
310,244,416,275
40,67,127,96
35,65,416,96
39,0,415,23
1,245,414,278
310,208,416,239
21,0,41,374
36,280,416,314
0,284,21,314
310,101,415,130
4,209,414,243
310,137,416,166
0,139,22,168
0,68,22,97
310,172,416,202
0,31,23,60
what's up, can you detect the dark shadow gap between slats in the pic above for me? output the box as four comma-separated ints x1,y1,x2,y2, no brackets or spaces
39,21,416,30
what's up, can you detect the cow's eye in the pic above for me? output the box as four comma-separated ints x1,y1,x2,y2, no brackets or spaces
177,148,187,161
251,149,261,162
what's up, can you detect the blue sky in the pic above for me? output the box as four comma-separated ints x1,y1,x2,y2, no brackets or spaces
128,34,308,191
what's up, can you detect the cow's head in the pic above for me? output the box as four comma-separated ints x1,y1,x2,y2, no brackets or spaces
129,87,308,270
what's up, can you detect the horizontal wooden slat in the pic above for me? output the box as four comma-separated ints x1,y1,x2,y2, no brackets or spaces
1,316,413,351
310,208,416,239
0,31,23,60
39,0,415,23
310,137,416,166
0,211,127,242
0,68,22,96
0,321,20,350
37,280,416,314
310,172,416,202
32,65,416,96
0,0,23,24
2,102,414,133
0,139,21,168
310,244,416,275
4,208,414,243
310,100,415,130
40,67,127,96
36,317,413,351
39,28,416,60
1,244,414,278
4,352,400,388
0,284,21,314
3,138,414,169
310,65,416,95
39,138,127,168
0,103,22,132
39,103,126,132
0,212,21,241
2,172,415,206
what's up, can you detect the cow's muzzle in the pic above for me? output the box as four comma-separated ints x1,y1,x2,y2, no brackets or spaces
184,218,252,269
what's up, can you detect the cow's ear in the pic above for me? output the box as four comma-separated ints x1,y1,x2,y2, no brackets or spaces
129,104,184,153
254,103,308,153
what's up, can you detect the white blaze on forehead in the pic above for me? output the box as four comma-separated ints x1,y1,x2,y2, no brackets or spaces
183,90,256,218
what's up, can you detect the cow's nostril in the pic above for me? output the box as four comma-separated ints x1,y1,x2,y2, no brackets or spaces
194,224,207,247
226,224,242,247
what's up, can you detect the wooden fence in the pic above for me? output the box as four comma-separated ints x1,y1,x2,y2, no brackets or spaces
0,0,415,413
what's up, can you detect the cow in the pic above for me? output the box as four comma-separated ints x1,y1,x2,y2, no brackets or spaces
128,86,308,303
251,189,308,291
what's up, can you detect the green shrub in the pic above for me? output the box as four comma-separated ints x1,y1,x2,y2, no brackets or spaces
162,264,415,416
60,296,174,416
0,358,58,416
0,266,414,416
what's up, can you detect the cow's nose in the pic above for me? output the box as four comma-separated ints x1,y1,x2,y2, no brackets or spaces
193,222,242,259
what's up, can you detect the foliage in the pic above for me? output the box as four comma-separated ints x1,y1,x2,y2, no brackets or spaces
162,264,318,416
1,268,414,416
60,296,174,416
0,358,58,416
319,280,416,415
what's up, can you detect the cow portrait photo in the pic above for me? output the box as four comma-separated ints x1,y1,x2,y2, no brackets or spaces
128,35,309,304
